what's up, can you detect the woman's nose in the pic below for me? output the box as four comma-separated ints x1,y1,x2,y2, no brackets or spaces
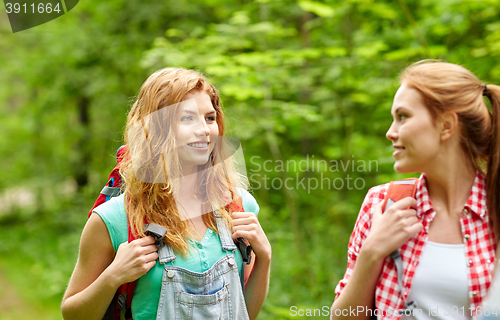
195,118,210,136
386,122,398,141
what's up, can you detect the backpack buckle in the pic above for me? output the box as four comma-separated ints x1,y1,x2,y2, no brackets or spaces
145,223,167,247
237,237,252,265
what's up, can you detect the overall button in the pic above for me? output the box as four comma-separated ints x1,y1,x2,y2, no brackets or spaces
228,258,235,266
167,270,175,278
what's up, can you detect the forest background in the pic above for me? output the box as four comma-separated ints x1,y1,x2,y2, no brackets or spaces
1,0,499,319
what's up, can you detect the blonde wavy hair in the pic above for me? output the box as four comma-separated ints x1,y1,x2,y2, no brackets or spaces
120,67,247,256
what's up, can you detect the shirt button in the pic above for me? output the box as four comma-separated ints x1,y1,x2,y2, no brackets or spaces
203,262,209,268
462,209,467,215
468,260,473,266
471,292,477,297
464,234,470,241
197,243,202,249
487,260,491,263
204,237,208,241
208,229,213,233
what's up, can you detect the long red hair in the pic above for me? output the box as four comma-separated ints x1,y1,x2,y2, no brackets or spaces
121,68,246,256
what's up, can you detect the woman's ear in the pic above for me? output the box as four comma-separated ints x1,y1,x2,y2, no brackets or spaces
439,111,459,141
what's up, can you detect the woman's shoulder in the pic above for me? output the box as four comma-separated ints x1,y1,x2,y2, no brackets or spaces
91,193,127,251
357,177,422,216
348,183,392,250
92,193,126,218
360,182,390,211
237,188,259,215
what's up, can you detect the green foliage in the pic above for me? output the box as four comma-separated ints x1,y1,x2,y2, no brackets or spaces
1,0,500,318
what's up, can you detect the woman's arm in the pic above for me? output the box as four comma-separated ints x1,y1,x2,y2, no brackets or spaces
61,213,158,320
232,212,272,320
331,199,422,320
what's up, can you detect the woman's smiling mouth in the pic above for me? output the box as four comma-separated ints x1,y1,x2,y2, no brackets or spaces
187,141,209,149
393,145,405,157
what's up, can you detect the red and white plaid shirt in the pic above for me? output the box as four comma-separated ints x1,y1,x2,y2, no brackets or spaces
335,173,497,319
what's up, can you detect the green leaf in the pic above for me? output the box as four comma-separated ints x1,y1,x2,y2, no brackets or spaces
297,1,335,18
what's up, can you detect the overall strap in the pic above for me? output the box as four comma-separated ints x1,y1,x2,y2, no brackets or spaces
213,208,244,291
157,211,237,264
158,240,176,265
214,209,238,252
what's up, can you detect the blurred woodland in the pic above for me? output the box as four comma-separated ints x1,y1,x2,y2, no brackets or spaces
1,0,499,318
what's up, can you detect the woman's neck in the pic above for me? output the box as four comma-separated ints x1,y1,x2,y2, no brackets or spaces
175,172,209,240
175,173,203,219
423,151,477,219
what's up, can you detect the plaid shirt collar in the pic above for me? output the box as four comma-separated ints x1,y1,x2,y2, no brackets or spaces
415,172,487,220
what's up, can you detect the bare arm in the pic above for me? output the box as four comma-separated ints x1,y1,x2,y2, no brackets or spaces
331,199,422,320
232,212,272,320
61,213,158,320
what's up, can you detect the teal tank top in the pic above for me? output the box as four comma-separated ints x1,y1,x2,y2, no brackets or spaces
94,190,259,320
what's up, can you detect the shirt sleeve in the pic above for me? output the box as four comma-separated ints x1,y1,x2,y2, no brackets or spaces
93,194,128,252
239,188,260,215
334,184,387,298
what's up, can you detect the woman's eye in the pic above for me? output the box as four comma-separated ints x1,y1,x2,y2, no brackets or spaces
398,113,408,120
206,116,216,122
181,116,194,122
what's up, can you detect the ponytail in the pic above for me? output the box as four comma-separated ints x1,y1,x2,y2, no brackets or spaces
485,84,500,237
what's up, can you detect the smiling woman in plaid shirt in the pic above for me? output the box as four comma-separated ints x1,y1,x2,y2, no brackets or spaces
332,61,500,320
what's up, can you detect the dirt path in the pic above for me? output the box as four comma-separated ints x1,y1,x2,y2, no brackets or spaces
0,268,61,320
0,269,25,315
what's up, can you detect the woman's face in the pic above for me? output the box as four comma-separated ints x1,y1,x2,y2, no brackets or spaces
386,83,442,174
175,90,219,173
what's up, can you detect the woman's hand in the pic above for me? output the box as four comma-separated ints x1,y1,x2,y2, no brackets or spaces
231,211,271,320
363,197,423,259
104,236,159,287
330,198,422,320
62,214,158,320
231,212,272,263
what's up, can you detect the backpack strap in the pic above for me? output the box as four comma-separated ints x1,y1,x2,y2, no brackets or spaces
223,197,253,292
382,179,418,212
88,145,128,218
101,184,121,198
110,212,141,320
382,178,418,313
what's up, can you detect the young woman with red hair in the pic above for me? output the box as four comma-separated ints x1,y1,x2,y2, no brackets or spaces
61,68,271,320
332,61,500,320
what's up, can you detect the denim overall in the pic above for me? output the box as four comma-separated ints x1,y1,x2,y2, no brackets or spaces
155,211,250,320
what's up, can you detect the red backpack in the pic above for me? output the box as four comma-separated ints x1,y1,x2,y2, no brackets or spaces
88,145,250,320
